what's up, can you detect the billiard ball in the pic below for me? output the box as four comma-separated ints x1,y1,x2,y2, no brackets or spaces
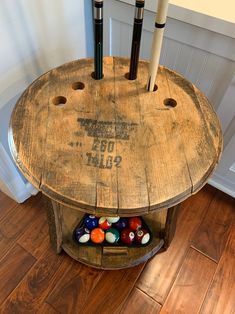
98,217,112,230
105,228,120,243
135,229,150,245
129,217,142,231
106,216,120,224
121,228,135,245
74,227,90,243
84,215,98,229
113,218,128,230
91,228,105,244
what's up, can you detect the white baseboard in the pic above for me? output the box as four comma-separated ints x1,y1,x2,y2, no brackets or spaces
0,143,38,203
209,174,235,198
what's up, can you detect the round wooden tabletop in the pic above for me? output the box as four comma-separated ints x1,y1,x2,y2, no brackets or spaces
9,57,222,215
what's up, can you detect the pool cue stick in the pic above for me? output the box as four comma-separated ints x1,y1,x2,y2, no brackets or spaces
93,0,103,80
147,0,169,91
129,0,145,80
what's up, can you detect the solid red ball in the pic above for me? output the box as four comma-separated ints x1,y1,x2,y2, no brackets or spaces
129,217,142,231
121,228,135,245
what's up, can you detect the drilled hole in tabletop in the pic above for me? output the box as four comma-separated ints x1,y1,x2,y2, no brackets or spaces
91,72,104,80
52,96,67,107
164,98,177,108
146,84,158,92
152,84,158,92
72,82,85,90
124,72,138,81
125,73,131,80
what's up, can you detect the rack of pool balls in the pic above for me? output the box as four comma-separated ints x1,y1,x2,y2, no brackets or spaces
74,215,151,246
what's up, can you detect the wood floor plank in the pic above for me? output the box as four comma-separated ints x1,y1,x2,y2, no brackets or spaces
1,186,234,312
46,261,103,313
136,185,216,304
0,250,64,313
17,207,50,259
37,302,59,314
0,244,36,304
192,190,235,262
0,193,43,259
0,192,18,221
120,287,161,314
81,264,146,314
161,248,216,314
200,225,235,314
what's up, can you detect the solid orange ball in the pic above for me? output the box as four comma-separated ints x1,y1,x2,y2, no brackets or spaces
91,228,105,244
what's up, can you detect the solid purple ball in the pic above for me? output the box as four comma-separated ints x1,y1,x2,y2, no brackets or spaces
113,218,128,230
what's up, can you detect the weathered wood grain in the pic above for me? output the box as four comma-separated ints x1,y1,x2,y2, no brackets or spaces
192,190,235,262
47,199,63,254
93,57,118,214
0,244,36,304
120,287,161,314
164,69,223,193
161,248,216,314
136,185,217,304
113,58,149,213
137,65,193,210
163,204,179,249
200,225,235,314
9,57,222,215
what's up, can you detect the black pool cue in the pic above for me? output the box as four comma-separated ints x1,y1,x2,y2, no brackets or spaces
129,0,145,80
93,0,103,80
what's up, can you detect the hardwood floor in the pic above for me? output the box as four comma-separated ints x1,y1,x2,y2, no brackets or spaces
0,185,234,314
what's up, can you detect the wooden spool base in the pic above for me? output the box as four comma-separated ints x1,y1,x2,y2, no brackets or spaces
10,57,222,269
46,198,178,269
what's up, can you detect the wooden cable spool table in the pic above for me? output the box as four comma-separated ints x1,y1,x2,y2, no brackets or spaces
9,57,222,269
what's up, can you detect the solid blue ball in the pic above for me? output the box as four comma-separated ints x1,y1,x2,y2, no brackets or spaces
84,215,99,229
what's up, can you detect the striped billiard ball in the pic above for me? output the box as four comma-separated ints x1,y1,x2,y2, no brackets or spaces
74,227,90,244
105,228,120,243
98,217,112,230
135,229,150,245
106,216,120,224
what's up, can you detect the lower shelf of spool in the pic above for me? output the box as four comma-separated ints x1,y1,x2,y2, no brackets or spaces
47,198,179,269
62,233,164,270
